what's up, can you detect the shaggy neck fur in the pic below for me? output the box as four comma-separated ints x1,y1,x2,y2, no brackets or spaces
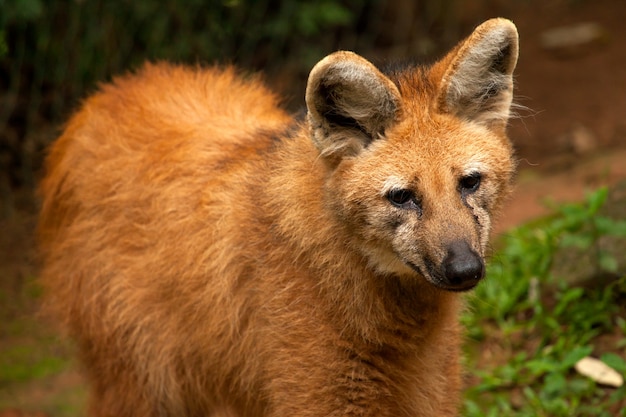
262,128,461,348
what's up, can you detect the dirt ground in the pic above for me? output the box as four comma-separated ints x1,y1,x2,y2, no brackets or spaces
489,0,626,230
1,0,626,415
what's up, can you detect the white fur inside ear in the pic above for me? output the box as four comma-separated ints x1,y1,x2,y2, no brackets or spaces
305,51,401,158
444,19,519,127
321,61,398,129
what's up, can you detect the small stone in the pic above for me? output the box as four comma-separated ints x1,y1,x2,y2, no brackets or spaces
541,23,608,57
570,124,597,154
575,356,624,387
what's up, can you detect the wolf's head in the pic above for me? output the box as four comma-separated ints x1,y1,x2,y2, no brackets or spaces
306,18,519,291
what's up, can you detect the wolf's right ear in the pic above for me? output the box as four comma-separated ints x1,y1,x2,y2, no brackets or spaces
306,51,401,160
436,18,519,130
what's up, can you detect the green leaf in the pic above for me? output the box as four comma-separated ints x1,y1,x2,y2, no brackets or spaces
593,216,617,235
526,357,559,376
601,352,626,374
567,376,594,395
601,218,626,237
560,233,594,249
318,2,352,25
554,287,584,316
463,399,482,417
0,345,67,383
561,345,593,368
586,187,609,215
543,372,567,397
3,0,44,22
598,250,619,273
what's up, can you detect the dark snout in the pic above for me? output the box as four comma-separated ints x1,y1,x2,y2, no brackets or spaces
441,240,484,291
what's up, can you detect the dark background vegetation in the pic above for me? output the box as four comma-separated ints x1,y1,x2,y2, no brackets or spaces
1,0,625,415
1,0,464,196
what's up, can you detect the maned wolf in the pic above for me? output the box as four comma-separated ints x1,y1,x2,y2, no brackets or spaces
39,18,519,417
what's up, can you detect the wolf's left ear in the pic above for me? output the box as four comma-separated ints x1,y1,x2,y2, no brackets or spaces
437,18,519,129
306,51,401,159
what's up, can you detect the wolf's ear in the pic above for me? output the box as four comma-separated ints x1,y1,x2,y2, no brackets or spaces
437,18,519,129
306,51,401,159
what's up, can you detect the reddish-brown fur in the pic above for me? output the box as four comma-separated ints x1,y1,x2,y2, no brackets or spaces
39,19,519,416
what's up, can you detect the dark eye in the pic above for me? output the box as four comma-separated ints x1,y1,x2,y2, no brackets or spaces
459,173,481,193
387,189,421,211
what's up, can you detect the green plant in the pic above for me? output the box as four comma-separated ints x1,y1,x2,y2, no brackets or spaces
463,187,626,416
0,0,373,189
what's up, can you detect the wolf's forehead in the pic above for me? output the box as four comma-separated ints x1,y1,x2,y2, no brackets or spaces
378,133,497,181
397,113,505,156
378,157,487,193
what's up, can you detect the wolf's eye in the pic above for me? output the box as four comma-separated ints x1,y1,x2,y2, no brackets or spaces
459,173,481,193
387,189,421,211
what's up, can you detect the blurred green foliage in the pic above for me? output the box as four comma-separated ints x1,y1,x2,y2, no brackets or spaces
0,0,383,188
0,0,463,190
463,187,626,416
0,0,367,115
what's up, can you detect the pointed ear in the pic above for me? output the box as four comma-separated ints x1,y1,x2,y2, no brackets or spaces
437,18,519,129
305,51,401,159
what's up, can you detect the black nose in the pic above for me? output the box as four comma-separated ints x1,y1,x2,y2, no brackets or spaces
441,241,484,291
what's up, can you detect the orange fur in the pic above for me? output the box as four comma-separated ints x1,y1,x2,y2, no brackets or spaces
39,19,519,416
